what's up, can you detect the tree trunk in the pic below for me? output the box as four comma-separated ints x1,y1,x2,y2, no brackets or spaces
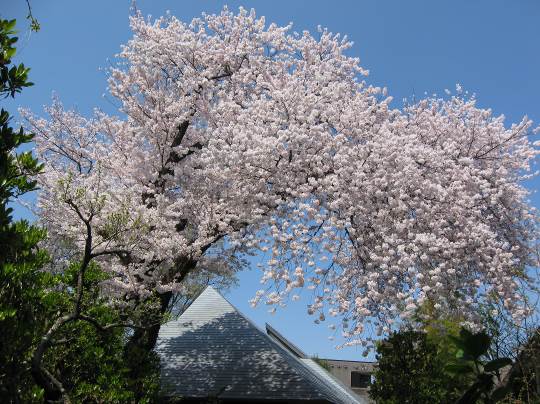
122,290,173,401
31,313,75,403
126,257,198,354
126,290,173,352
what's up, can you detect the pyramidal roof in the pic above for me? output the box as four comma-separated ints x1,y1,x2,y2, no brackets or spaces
156,286,366,403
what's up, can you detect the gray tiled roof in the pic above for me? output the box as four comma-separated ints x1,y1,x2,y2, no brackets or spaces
156,286,366,403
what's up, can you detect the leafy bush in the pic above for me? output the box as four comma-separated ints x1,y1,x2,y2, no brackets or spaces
370,329,467,403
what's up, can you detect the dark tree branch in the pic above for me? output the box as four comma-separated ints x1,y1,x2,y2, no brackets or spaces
79,314,153,332
31,198,94,403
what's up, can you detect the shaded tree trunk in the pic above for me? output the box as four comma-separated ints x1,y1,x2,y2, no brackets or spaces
123,257,199,399
126,290,174,352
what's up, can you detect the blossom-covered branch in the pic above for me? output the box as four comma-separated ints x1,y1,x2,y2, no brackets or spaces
23,7,539,353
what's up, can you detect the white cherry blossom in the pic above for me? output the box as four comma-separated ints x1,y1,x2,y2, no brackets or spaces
24,7,539,349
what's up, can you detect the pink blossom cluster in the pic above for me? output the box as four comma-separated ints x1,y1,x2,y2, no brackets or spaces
24,7,539,348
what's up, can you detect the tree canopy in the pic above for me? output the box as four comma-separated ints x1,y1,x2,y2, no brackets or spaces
22,7,539,356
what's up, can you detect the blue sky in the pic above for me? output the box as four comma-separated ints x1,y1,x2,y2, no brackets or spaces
3,0,540,360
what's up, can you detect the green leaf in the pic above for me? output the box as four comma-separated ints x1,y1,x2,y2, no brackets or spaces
5,47,15,60
0,307,17,320
5,19,16,32
449,334,466,351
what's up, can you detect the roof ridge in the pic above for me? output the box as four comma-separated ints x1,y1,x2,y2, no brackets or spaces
265,322,307,358
265,331,362,403
182,287,343,400
158,286,365,403
301,358,364,403
320,358,377,364
199,286,270,336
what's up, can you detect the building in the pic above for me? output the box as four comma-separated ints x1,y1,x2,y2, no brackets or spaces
155,286,369,403
322,360,376,402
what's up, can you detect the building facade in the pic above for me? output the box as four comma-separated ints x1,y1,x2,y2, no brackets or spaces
323,359,376,402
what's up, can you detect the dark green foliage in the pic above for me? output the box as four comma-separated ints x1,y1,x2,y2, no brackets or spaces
2,259,161,402
0,19,33,98
0,17,48,403
370,326,518,404
0,221,49,402
0,18,39,233
447,329,513,403
0,17,42,250
504,329,540,402
40,263,160,403
369,329,467,404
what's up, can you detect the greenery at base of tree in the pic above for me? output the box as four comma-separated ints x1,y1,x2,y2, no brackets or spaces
485,327,540,403
0,18,160,403
446,328,512,403
369,329,468,404
36,263,160,403
369,324,520,404
2,258,161,403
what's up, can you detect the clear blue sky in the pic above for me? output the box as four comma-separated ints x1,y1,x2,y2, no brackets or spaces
3,0,540,360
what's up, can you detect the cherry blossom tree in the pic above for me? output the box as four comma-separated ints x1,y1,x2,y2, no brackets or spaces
23,7,539,398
